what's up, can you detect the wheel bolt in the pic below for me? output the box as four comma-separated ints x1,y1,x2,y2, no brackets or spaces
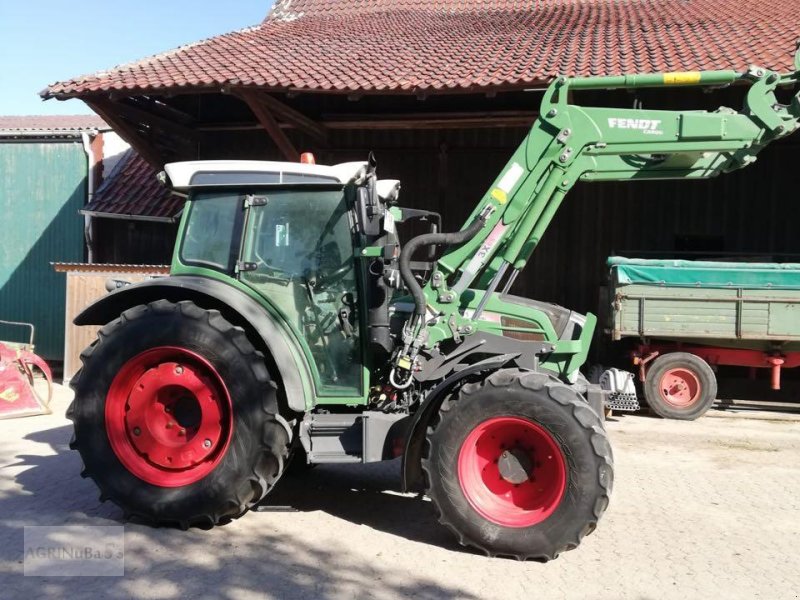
179,428,186,436
175,366,184,375
132,427,141,436
203,439,212,449
166,422,174,429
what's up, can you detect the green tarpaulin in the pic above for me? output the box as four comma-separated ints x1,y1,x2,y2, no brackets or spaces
608,256,800,289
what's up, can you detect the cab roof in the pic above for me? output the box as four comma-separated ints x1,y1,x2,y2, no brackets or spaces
165,160,367,191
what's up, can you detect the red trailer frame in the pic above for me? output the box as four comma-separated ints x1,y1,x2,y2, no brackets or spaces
633,343,800,391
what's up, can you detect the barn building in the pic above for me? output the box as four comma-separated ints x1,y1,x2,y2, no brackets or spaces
41,0,800,352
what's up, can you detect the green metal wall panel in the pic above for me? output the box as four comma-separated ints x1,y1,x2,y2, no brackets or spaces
0,141,86,359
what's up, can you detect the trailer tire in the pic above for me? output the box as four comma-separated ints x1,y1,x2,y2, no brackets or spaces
422,369,613,561
643,352,717,420
68,300,290,528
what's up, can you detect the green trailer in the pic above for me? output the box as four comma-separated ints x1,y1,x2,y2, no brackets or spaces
608,257,800,419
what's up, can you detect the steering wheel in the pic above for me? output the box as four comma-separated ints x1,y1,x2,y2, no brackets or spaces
314,263,352,290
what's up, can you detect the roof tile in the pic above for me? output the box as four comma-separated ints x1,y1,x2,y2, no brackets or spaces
84,150,183,221
45,0,800,98
0,115,108,133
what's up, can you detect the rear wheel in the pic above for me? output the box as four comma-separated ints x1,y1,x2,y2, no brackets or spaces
69,300,290,527
422,369,613,560
643,352,717,420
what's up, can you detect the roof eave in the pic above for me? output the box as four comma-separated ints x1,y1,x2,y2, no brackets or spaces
43,79,556,101
0,131,96,140
80,209,178,224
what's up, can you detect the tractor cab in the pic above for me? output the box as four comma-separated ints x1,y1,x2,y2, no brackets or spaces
165,158,398,399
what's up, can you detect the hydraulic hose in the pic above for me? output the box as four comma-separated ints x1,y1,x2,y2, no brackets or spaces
399,215,487,318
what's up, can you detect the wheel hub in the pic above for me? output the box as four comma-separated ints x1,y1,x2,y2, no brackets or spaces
105,347,232,488
457,416,567,528
659,367,701,408
124,362,223,470
497,448,533,485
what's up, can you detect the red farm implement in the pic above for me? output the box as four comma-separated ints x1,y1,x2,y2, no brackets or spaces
0,320,52,419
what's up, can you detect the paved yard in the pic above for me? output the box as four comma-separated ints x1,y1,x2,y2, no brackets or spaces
1,385,798,599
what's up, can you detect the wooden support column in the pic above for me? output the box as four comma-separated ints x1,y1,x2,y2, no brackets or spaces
236,89,300,161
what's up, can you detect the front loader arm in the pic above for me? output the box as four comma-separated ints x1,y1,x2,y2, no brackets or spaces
438,51,800,293
392,48,800,384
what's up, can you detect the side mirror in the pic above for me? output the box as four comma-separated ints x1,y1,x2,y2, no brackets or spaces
355,177,383,237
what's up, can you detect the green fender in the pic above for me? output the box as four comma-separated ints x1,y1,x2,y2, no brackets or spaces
74,275,311,413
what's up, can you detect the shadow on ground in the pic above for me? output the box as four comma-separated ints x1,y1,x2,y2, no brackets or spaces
261,460,467,554
0,423,478,599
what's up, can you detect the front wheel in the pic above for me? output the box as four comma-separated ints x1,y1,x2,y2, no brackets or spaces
422,369,613,560
69,300,290,528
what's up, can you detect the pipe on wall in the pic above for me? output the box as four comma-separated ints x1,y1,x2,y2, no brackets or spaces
80,131,104,263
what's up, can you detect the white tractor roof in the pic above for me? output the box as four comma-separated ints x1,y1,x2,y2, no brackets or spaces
165,160,368,190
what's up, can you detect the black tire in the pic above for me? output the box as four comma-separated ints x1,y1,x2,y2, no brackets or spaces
284,448,317,477
422,369,613,560
644,352,717,420
68,300,290,528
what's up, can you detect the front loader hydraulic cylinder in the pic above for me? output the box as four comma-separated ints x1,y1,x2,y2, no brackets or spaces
502,167,564,265
565,70,742,90
515,188,568,270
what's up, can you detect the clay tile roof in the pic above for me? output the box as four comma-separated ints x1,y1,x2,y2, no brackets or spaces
44,0,800,98
83,150,184,222
0,115,109,134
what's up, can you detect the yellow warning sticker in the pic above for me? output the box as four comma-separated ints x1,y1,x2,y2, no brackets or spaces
491,188,508,204
663,72,701,85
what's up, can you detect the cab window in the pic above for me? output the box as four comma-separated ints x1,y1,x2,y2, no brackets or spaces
180,193,242,271
239,188,362,394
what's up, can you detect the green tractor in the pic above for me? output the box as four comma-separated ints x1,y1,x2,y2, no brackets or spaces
70,51,800,559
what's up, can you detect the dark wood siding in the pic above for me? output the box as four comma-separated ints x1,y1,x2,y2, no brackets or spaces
93,219,178,265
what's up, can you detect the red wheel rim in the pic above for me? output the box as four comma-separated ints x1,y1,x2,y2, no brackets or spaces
457,417,567,528
658,367,701,408
105,347,233,487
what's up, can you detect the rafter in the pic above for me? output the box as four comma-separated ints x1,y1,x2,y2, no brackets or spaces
86,97,166,168
235,89,300,161
256,93,329,145
111,99,197,142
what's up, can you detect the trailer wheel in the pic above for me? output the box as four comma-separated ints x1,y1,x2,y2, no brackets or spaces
643,352,717,420
68,300,290,528
422,369,613,561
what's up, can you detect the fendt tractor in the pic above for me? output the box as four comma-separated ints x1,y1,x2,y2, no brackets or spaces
69,49,800,559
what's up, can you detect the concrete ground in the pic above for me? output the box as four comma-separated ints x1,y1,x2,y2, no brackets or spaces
1,385,798,600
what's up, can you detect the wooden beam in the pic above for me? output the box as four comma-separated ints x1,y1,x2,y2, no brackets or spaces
86,97,166,168
235,90,299,161
321,111,536,130
197,122,264,132
112,99,197,141
256,93,329,145
139,97,197,126
197,111,537,133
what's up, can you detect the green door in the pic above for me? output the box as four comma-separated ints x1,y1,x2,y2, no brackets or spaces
180,188,365,398
0,142,86,359
238,188,364,397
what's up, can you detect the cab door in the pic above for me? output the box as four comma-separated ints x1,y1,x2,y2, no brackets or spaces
237,187,365,398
